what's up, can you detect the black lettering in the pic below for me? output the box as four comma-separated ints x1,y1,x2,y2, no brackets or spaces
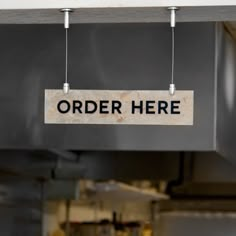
73,100,83,113
158,101,168,114
132,101,143,114
85,101,97,114
100,100,109,114
57,100,70,114
171,101,181,114
146,101,155,114
112,100,122,114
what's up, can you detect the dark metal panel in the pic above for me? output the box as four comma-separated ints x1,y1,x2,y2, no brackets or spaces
0,150,179,181
0,23,216,150
193,152,236,183
0,150,56,179
79,152,180,181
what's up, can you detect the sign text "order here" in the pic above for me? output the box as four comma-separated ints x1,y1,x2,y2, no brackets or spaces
57,100,181,115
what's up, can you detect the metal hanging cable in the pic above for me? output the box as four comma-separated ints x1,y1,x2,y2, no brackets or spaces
65,28,68,84
168,7,179,95
171,27,175,85
61,8,73,94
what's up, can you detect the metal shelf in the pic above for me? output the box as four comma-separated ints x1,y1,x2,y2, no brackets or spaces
88,181,169,202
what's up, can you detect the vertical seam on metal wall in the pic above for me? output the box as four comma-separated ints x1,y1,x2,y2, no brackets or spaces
213,22,219,150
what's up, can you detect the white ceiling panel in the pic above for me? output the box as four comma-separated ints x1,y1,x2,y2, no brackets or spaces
0,1,235,23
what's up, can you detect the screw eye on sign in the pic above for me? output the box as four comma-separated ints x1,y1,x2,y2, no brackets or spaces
45,90,194,125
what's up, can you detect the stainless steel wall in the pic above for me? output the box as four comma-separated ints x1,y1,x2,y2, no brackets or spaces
0,23,216,150
216,23,236,163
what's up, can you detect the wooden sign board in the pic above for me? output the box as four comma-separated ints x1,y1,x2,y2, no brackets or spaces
45,90,194,125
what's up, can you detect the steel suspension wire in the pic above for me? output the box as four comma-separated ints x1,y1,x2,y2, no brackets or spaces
65,28,68,84
168,6,178,95
171,27,175,85
61,8,72,94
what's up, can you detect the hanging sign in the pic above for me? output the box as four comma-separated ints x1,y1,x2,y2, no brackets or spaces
45,90,194,125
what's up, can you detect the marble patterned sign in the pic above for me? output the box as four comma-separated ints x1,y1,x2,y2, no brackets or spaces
45,90,194,125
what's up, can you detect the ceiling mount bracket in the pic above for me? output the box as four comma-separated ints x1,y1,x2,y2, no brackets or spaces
60,8,73,29
168,7,179,28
